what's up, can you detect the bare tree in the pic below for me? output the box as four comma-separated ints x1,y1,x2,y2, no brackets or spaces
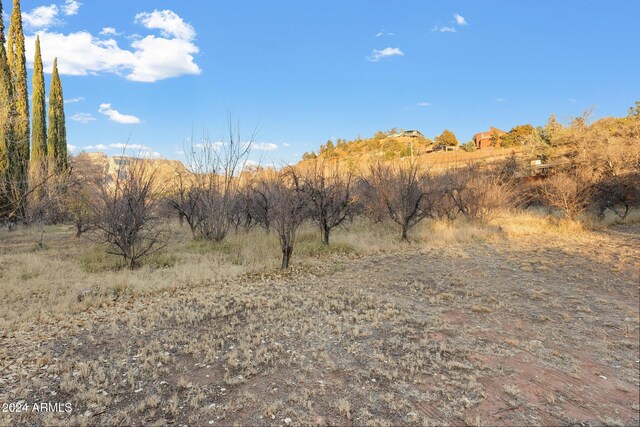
183,115,255,241
259,167,309,269
228,180,255,232
0,161,66,226
438,164,512,221
90,156,167,269
364,159,434,241
250,168,278,233
166,168,202,236
296,159,356,245
537,170,592,220
64,154,104,237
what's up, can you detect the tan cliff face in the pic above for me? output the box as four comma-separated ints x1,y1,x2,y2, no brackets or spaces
69,152,191,191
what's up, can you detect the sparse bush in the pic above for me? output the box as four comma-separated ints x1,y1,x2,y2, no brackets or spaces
363,159,436,240
537,171,592,220
90,156,168,269
182,115,255,242
295,159,356,245
264,167,309,269
439,164,512,221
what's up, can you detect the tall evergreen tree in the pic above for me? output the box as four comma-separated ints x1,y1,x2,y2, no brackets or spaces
7,0,29,186
0,0,16,206
30,36,47,170
47,58,67,171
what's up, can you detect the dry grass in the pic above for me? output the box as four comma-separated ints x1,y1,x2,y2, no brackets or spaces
0,214,508,329
1,211,639,426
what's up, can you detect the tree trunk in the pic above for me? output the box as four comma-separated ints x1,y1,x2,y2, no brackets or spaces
322,224,330,245
281,244,293,270
401,224,408,241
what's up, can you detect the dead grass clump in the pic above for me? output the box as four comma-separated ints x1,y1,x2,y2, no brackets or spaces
492,209,587,237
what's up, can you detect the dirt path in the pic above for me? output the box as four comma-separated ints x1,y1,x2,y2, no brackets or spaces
1,225,638,426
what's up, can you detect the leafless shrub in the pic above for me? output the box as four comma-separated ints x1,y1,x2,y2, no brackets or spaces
183,115,255,241
1,160,67,226
591,172,639,219
259,167,309,269
438,164,513,221
296,159,356,245
90,156,167,269
537,170,593,220
166,168,201,236
249,168,278,233
228,181,255,232
363,159,435,241
64,155,103,237
24,163,70,225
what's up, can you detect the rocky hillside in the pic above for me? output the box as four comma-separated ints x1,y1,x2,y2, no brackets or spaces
70,152,190,189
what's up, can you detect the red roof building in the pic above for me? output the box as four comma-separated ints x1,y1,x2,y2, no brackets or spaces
473,126,506,149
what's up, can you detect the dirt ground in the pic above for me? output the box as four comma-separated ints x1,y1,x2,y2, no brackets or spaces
1,224,639,426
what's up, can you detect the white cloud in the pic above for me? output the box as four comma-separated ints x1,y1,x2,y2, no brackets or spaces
83,144,107,150
417,102,431,107
67,144,77,152
366,47,404,62
244,159,260,170
22,5,59,30
432,26,456,33
99,27,119,36
134,10,196,41
253,142,278,151
282,142,291,148
454,14,467,26
71,112,95,123
62,0,81,16
81,142,161,158
98,103,141,124
25,9,201,82
108,143,148,150
26,31,136,76
496,98,506,102
127,35,200,82
195,140,223,150
65,96,84,104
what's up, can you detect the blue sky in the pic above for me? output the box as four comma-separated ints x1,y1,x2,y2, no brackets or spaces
8,0,640,164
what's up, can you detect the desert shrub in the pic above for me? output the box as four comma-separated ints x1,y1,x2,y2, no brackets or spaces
295,159,356,245
90,157,168,269
436,165,512,221
536,171,592,220
362,160,436,240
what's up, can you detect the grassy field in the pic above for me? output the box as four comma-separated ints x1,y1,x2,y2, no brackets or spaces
0,212,639,426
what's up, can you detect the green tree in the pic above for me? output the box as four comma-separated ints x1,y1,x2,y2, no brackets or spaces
435,129,458,147
540,114,562,146
47,58,67,171
0,0,15,209
461,140,476,152
30,35,47,170
502,124,535,147
7,0,30,181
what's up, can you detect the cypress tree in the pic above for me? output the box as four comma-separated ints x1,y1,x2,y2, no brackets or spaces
7,0,30,182
0,0,16,205
30,36,47,171
47,58,67,171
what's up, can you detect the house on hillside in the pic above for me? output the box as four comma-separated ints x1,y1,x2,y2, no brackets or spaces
473,126,506,149
389,130,424,139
